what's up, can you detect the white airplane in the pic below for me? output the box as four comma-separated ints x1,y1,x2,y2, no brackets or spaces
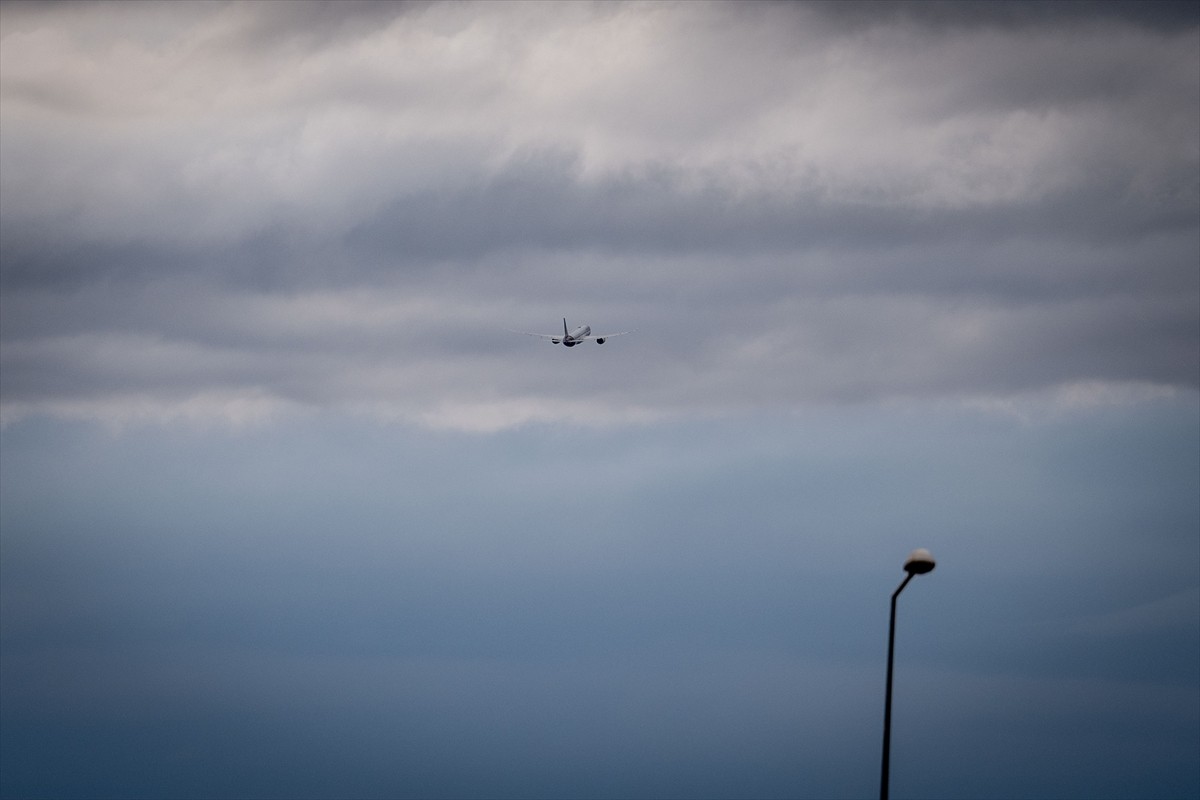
514,318,633,347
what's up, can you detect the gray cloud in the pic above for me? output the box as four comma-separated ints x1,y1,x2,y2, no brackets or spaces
1,0,1197,429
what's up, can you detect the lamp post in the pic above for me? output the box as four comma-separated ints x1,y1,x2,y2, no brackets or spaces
880,548,936,800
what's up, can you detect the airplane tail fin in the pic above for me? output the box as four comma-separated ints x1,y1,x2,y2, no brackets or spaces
563,318,568,337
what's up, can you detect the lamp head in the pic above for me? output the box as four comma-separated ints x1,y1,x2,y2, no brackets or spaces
904,548,936,575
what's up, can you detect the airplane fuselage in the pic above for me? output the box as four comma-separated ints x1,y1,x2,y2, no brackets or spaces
559,324,591,347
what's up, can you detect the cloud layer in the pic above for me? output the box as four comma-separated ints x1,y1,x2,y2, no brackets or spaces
2,1,1197,429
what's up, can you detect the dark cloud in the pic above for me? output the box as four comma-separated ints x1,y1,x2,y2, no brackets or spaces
811,0,1200,34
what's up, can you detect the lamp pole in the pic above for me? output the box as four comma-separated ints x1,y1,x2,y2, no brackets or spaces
880,548,936,800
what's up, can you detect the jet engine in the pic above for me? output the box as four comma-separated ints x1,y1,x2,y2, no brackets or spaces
595,337,606,344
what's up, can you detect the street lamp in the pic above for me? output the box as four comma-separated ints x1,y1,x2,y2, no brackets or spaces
880,548,936,800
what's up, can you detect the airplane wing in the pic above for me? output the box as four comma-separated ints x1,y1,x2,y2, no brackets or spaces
579,330,634,340
507,329,565,342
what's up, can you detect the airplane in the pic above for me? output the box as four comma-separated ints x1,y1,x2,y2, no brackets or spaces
513,318,633,347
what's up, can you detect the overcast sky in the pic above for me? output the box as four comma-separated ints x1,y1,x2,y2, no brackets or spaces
1,2,1197,798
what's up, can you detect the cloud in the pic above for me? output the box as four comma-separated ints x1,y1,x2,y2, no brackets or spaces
1,1,1197,428
5,2,1196,242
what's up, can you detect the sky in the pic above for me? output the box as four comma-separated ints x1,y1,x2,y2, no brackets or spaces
0,1,1197,798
